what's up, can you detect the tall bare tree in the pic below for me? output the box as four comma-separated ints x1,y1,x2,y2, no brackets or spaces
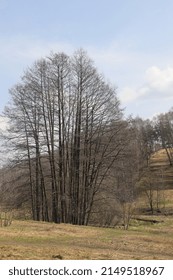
1,49,125,225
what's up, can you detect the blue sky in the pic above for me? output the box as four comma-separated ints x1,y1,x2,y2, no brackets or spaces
1,0,173,121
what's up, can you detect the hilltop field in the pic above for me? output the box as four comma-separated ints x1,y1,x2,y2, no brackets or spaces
0,149,173,260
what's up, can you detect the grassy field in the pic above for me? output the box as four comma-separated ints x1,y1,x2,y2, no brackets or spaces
0,216,173,260
0,148,173,260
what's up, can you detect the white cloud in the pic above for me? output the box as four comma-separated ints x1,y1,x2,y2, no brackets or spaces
1,36,173,119
119,66,173,104
120,86,150,103
146,66,173,91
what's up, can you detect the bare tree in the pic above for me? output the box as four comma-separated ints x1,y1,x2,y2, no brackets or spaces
1,49,126,225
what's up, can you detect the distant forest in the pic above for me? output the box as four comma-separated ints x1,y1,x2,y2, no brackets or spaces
0,49,173,229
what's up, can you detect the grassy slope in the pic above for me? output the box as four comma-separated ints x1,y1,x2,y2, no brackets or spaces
0,149,173,260
150,149,173,188
0,218,173,260
137,149,173,213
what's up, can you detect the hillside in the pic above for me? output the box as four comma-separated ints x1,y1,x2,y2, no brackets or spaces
0,218,173,260
149,149,173,190
136,148,173,215
0,148,173,260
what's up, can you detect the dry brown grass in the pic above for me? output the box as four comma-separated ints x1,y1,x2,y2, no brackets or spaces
149,149,173,188
137,149,173,211
0,218,173,260
1,149,173,260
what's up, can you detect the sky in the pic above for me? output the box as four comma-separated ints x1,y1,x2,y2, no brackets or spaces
1,0,173,121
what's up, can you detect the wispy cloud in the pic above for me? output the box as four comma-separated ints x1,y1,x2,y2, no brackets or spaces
1,36,173,119
119,86,150,103
146,66,173,92
0,36,75,64
119,66,173,105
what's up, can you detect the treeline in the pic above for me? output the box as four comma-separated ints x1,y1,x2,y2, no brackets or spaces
0,49,173,226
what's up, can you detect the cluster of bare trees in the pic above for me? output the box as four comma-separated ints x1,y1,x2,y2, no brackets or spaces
132,112,173,215
154,110,173,165
1,49,173,228
1,49,128,225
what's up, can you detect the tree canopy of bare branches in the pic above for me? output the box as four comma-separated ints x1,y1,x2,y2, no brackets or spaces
1,49,126,225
